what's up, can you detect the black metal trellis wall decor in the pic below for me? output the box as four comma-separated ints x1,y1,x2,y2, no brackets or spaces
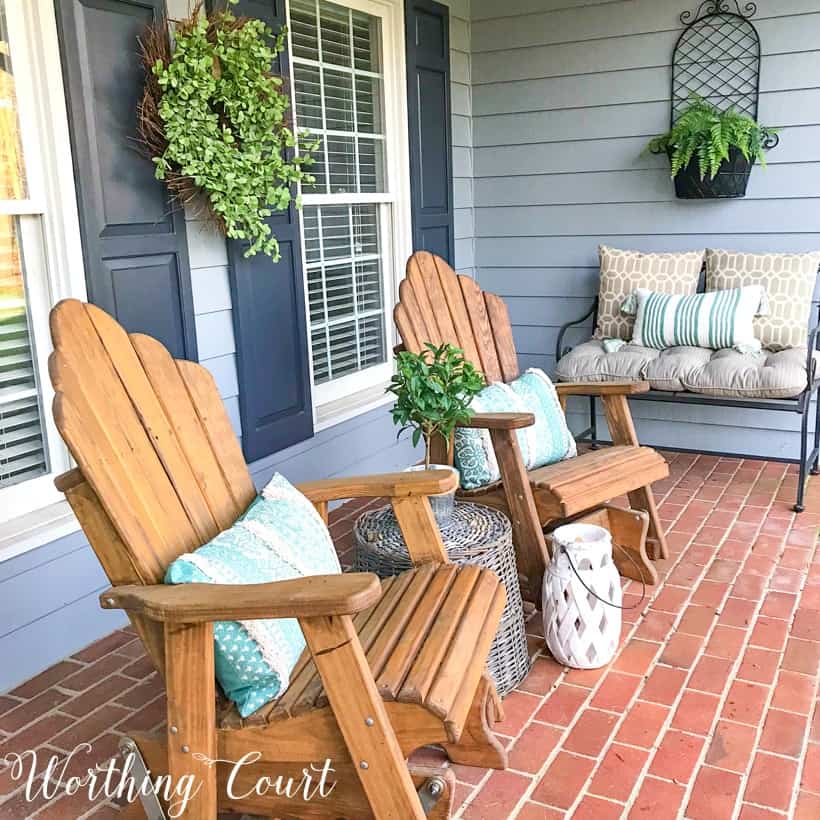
663,1,778,198
672,1,763,124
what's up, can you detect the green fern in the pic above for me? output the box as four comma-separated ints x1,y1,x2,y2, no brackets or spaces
647,96,776,180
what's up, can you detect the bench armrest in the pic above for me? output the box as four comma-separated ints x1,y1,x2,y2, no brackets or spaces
296,469,458,503
807,323,820,387
556,381,650,397
460,412,535,430
555,298,598,361
100,573,381,623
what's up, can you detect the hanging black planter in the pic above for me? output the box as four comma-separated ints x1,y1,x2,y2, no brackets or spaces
672,147,753,199
650,2,779,201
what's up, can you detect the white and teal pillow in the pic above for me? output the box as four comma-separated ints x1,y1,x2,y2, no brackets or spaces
165,473,340,717
454,368,576,490
626,286,767,352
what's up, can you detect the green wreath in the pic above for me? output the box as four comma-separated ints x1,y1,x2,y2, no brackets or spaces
139,1,318,260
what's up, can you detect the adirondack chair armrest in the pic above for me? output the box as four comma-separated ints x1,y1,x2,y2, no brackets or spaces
555,381,650,397
99,573,382,623
460,412,535,430
296,469,458,502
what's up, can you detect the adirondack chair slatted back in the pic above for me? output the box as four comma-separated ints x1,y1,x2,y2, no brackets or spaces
49,300,257,674
395,252,520,384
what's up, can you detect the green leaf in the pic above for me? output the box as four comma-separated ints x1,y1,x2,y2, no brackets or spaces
146,8,320,260
644,94,774,183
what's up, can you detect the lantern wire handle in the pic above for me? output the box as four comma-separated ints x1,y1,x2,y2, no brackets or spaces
560,542,648,611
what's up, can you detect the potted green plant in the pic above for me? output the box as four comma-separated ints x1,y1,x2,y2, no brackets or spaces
387,342,485,526
647,96,777,199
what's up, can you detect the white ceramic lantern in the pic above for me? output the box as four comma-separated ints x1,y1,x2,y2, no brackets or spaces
542,523,622,669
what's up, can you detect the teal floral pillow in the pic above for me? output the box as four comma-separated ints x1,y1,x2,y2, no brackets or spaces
165,473,340,717
454,368,576,490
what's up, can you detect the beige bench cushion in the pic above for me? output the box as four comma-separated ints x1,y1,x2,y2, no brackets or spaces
595,246,704,341
705,249,820,351
556,339,811,399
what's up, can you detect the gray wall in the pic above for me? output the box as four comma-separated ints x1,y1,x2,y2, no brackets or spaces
0,0,472,694
448,0,476,275
470,0,820,459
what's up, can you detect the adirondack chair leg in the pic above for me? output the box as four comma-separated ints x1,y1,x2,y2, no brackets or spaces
409,767,456,819
441,674,507,770
601,394,669,560
301,614,427,820
116,731,167,818
163,622,217,820
488,427,550,603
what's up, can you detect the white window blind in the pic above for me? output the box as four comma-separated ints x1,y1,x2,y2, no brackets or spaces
290,0,393,399
0,9,48,490
0,218,48,489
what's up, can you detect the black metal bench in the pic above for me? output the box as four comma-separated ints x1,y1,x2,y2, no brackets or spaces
555,293,820,513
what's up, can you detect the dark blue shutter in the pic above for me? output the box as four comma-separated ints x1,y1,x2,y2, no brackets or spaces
405,0,454,264
227,0,314,461
56,0,197,360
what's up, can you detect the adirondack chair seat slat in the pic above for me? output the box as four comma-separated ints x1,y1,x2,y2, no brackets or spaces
458,445,668,521
221,564,504,739
49,299,508,818
531,446,669,517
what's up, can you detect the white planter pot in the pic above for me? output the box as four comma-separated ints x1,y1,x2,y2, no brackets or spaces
404,464,459,529
542,523,622,669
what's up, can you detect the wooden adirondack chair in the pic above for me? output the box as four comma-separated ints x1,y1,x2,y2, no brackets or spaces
394,251,671,602
48,299,508,820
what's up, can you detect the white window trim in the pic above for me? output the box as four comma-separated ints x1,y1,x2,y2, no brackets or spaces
287,0,412,425
0,0,87,559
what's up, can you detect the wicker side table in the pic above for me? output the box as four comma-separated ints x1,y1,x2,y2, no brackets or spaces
354,501,530,697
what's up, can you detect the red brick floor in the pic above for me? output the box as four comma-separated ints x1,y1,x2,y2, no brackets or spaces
1,451,819,818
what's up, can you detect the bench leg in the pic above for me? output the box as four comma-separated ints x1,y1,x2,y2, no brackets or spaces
795,398,812,513
442,675,507,770
812,390,820,476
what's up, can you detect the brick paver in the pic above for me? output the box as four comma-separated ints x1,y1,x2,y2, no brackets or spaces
0,453,818,818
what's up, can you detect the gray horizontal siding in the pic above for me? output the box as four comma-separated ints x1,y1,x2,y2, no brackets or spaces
472,0,820,458
475,125,819,177
474,89,820,148
475,163,820,205
0,531,128,692
445,0,475,275
470,0,820,50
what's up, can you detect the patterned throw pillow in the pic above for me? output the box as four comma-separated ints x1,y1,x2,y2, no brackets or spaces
705,249,820,351
596,245,705,341
629,286,766,351
454,368,576,490
165,473,340,717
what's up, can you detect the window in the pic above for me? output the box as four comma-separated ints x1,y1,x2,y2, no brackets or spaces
288,0,411,410
1,215,49,490
1,11,48,491
0,0,85,542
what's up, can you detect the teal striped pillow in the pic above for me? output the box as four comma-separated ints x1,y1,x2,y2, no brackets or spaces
629,286,766,351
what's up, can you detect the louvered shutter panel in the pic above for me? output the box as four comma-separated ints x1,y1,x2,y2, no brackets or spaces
405,0,454,263
227,0,314,461
56,0,198,360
